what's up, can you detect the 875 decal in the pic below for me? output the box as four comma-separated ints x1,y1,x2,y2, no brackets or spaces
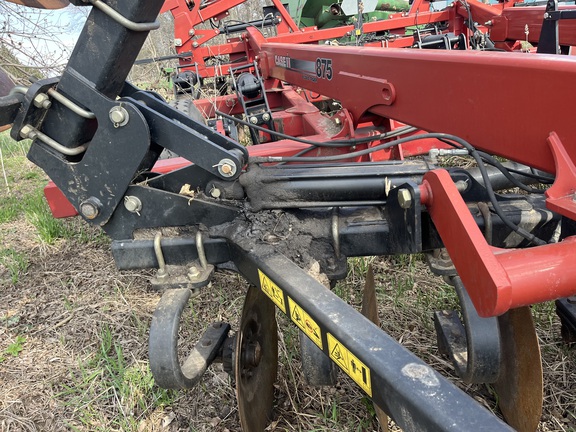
315,58,333,80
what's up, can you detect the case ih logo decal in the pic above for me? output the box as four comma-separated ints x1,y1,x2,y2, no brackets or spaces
274,55,333,81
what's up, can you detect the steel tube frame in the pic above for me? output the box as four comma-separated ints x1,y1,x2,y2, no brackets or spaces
229,240,514,432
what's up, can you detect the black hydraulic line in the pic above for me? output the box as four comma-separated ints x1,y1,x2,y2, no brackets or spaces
252,132,549,246
219,16,280,34
134,52,193,65
215,109,417,147
437,137,548,246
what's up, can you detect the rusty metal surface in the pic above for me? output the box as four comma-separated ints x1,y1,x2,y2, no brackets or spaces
3,0,69,9
361,265,389,432
236,285,278,431
494,306,543,432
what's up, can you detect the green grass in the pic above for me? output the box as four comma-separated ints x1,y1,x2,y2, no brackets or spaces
0,248,29,284
57,325,177,431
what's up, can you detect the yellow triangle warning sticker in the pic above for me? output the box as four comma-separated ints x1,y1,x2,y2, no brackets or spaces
327,333,372,396
258,269,286,313
288,297,323,349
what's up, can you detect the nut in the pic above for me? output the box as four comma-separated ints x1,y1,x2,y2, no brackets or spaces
398,188,413,209
20,124,34,139
33,93,51,110
188,265,200,278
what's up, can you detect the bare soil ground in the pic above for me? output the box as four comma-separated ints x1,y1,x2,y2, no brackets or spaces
0,163,575,431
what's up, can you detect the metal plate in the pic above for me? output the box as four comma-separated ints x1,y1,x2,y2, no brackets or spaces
494,306,543,432
3,0,69,9
236,285,278,431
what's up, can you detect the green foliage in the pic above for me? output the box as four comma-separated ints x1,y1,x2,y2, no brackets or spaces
0,335,26,362
0,248,28,284
24,189,74,244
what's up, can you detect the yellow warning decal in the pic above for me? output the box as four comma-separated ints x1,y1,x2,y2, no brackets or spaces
287,297,323,349
327,333,372,396
258,269,286,313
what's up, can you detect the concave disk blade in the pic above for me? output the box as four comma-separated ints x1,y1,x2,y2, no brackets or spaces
494,306,543,432
361,264,389,432
3,0,69,9
236,285,278,432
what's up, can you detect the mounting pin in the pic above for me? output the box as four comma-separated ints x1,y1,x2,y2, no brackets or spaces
214,158,237,177
124,195,142,214
109,106,129,128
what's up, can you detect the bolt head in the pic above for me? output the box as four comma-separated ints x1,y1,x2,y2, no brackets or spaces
188,29,195,36
398,188,413,209
249,116,258,124
262,113,271,122
174,38,183,46
221,164,233,174
80,197,101,220
192,41,199,48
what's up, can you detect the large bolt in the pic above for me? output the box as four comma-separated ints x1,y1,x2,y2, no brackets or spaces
262,113,271,122
109,106,129,128
33,93,52,110
79,197,102,220
249,116,258,124
398,188,413,209
174,38,183,47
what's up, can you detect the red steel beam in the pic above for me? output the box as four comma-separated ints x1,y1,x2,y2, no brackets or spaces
249,29,576,175
421,169,576,317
